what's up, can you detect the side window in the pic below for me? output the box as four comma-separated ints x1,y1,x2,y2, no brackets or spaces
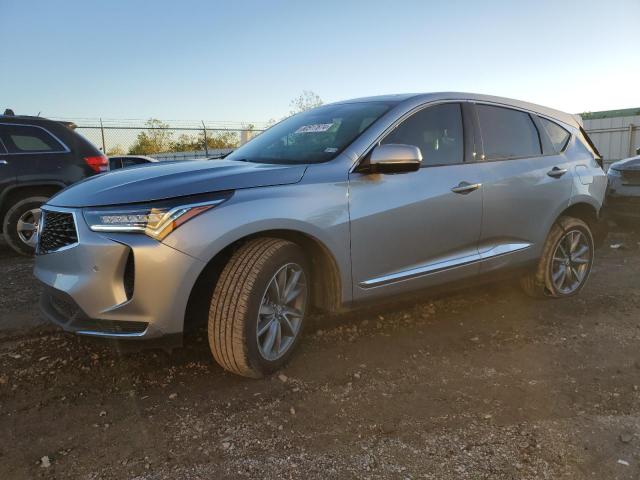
122,158,141,167
476,105,541,160
381,103,464,166
0,124,66,154
539,117,570,152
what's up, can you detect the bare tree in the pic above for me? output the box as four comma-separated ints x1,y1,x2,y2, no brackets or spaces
288,90,323,116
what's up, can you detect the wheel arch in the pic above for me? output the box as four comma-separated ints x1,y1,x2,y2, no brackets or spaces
0,182,65,225
183,228,343,332
556,200,606,247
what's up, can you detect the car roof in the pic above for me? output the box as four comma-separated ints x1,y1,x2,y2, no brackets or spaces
0,115,77,129
331,92,581,129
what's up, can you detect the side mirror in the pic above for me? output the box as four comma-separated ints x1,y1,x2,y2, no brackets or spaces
366,144,422,174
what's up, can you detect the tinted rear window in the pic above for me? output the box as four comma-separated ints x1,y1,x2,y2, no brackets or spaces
476,105,541,160
0,124,66,153
539,117,570,152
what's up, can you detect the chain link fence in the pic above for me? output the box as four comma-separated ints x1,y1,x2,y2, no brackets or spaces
52,118,267,161
52,115,630,167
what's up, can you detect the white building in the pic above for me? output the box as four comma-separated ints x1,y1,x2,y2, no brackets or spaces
581,107,640,166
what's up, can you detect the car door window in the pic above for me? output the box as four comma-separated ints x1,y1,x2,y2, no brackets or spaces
0,124,66,153
123,158,142,167
476,105,541,160
381,103,464,166
538,117,570,153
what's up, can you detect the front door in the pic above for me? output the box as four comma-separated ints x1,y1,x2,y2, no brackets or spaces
349,102,484,303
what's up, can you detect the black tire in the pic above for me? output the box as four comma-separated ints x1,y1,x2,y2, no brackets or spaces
208,238,310,378
521,216,594,298
2,196,49,256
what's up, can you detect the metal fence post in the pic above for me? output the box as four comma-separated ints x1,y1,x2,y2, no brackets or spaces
99,118,106,154
202,121,209,156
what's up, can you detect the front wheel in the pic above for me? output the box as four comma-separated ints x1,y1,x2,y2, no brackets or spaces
521,216,594,298
208,238,310,378
3,196,49,256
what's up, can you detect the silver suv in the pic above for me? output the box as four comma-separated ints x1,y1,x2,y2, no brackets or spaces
34,93,607,378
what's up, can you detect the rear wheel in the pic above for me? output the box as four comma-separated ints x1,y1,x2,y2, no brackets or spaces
521,216,594,298
2,196,49,256
208,238,309,378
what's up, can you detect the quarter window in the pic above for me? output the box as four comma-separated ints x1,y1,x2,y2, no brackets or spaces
0,124,66,154
539,117,570,152
476,105,541,160
381,103,464,166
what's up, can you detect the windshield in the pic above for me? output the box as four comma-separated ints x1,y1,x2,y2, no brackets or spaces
226,101,395,164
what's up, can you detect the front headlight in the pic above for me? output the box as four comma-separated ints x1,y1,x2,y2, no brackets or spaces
608,167,622,177
83,191,232,240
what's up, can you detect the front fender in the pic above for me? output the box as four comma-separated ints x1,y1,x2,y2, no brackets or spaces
163,181,352,305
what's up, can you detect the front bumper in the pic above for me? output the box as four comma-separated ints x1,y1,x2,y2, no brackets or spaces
34,206,206,339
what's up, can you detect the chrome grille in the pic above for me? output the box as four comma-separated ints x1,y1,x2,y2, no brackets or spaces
38,210,78,254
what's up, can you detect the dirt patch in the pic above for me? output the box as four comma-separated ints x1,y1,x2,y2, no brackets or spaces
0,239,45,331
2,230,640,479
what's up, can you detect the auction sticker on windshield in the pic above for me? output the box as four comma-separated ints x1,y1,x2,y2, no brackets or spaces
295,123,334,133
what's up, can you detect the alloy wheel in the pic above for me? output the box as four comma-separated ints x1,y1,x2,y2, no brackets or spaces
16,208,41,247
257,263,307,361
550,229,592,295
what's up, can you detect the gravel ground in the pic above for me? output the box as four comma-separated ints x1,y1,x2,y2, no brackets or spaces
2,229,640,479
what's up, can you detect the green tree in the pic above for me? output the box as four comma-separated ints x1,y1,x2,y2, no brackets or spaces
205,130,239,149
170,130,239,152
106,144,125,156
172,133,201,152
128,119,174,155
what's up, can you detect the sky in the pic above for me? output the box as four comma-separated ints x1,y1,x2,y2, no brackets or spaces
1,0,639,123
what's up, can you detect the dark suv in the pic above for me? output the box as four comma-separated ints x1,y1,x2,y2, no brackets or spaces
0,111,108,255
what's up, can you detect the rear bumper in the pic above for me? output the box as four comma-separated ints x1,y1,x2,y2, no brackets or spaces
34,206,206,339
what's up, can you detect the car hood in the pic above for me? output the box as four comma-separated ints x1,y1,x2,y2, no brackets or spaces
610,155,640,172
49,160,308,207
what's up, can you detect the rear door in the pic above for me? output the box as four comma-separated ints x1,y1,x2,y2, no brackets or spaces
0,134,16,195
472,104,574,272
0,123,71,186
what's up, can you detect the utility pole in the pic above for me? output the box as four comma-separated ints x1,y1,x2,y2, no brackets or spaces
100,118,106,153
202,121,209,157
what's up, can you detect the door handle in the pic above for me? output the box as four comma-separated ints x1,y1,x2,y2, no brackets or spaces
0,160,7,166
451,181,481,194
547,167,567,178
